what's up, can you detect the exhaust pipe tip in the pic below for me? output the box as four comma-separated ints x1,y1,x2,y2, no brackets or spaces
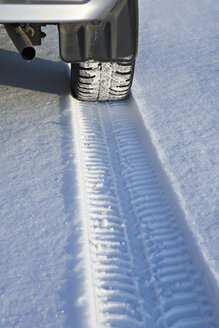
4,24,36,61
21,46,36,61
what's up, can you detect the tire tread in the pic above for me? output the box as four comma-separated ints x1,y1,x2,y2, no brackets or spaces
71,61,135,101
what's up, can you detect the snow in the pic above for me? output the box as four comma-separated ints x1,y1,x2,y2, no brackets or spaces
133,0,219,298
0,0,218,326
0,30,90,327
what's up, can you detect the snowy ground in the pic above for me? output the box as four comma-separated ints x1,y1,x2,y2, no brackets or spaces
0,0,218,327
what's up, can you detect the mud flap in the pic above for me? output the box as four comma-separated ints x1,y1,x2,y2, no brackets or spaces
58,0,138,63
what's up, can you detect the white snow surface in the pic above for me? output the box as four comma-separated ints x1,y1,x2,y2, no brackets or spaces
0,0,218,327
133,0,219,291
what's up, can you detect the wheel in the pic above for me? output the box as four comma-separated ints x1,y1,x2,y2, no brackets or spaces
70,60,135,101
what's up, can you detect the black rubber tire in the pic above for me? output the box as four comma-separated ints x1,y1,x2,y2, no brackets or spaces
71,61,135,101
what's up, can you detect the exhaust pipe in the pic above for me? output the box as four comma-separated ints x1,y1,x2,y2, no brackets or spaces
4,24,36,61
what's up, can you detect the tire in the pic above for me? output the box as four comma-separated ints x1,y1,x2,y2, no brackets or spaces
71,60,135,101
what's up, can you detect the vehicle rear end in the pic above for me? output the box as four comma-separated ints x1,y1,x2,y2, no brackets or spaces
0,0,138,101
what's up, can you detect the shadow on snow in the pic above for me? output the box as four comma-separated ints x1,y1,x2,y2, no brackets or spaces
0,48,69,95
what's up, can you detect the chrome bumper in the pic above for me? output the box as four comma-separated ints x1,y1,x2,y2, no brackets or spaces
0,0,117,23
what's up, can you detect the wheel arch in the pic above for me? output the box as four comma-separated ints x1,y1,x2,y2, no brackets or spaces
58,0,138,63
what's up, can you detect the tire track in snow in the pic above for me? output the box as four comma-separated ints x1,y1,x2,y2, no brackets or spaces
104,101,217,328
72,99,217,328
73,102,146,328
